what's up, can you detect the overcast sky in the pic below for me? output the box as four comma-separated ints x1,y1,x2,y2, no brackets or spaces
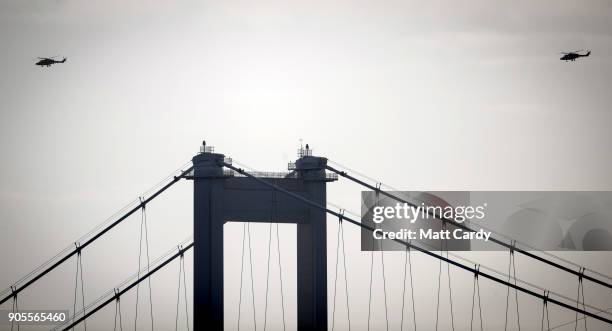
1,1,611,330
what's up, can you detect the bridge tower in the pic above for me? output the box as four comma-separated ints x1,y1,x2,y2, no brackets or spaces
189,144,337,331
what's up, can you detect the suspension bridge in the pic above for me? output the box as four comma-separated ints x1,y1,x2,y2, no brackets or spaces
2,143,612,331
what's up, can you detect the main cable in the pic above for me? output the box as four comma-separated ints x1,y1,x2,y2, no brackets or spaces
325,163,612,290
0,163,194,305
222,161,612,326
327,160,612,283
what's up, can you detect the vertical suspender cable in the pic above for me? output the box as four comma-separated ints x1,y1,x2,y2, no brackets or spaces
340,222,351,331
264,224,273,331
144,207,154,330
400,244,417,331
542,291,551,331
367,234,374,331
575,267,587,331
72,244,86,331
436,224,455,331
435,245,442,331
380,239,390,331
237,223,246,331
332,212,351,331
271,190,287,331
134,201,153,331
181,253,190,331
276,223,288,330
174,251,181,331
505,242,521,331
11,288,19,331
445,240,455,331
113,289,123,331
470,265,484,331
367,186,388,331
332,220,341,331
236,224,257,331
175,249,190,331
79,254,86,331
367,195,378,331
248,223,257,331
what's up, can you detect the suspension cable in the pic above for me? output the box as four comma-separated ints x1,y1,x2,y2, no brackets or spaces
276,224,288,331
470,265,484,331
175,250,182,331
264,224,273,331
222,161,612,326
332,218,341,331
332,212,351,331
181,251,189,331
237,223,257,331
175,247,190,331
327,160,612,283
274,193,287,331
238,223,246,331
377,185,390,331
325,163,612,290
248,223,257,331
381,240,390,331
435,224,455,331
340,221,351,331
113,289,122,331
445,226,455,331
10,287,19,331
542,291,551,331
0,163,194,305
400,244,416,331
367,200,377,331
575,268,587,331
367,189,389,331
134,202,154,331
367,236,374,331
265,188,287,331
435,252,441,330
72,243,86,331
505,242,521,331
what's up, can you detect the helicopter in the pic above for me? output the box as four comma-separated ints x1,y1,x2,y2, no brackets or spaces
35,56,67,67
560,50,590,62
